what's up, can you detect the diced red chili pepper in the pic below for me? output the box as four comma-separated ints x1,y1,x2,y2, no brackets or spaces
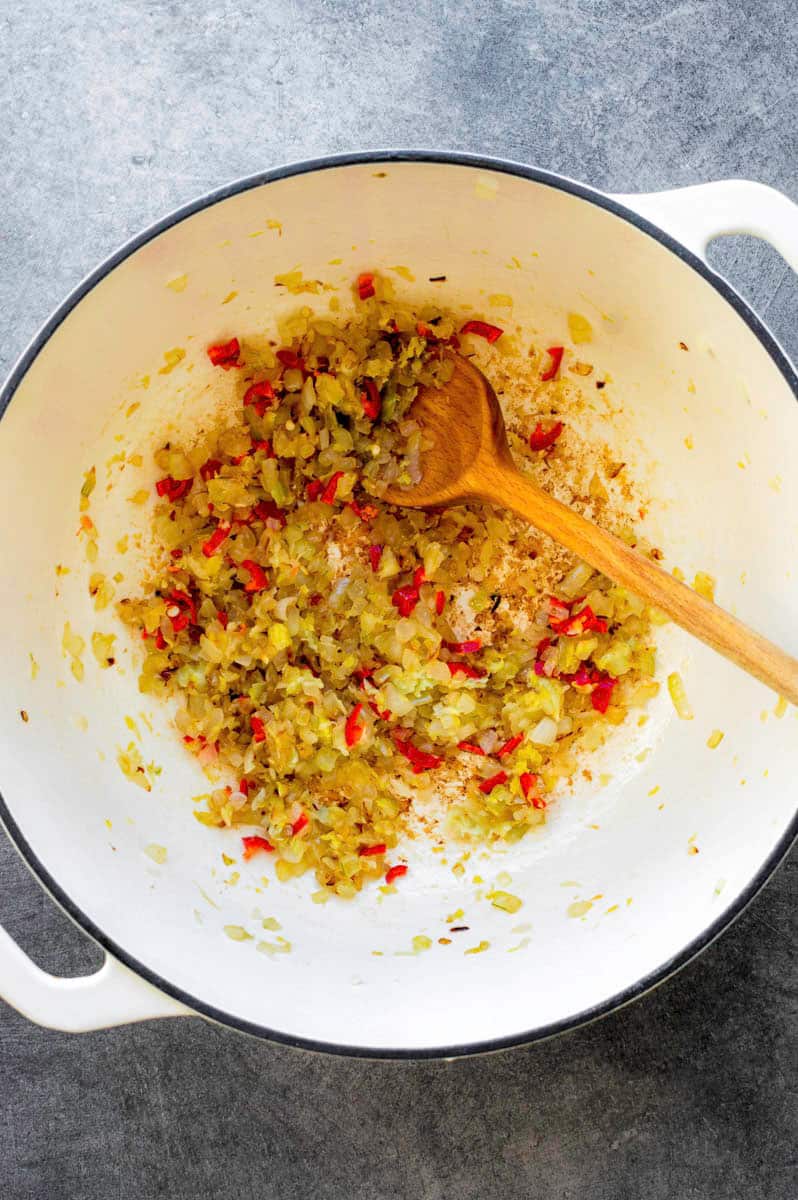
240,560,269,592
276,348,303,370
435,590,445,615
291,812,309,836
154,629,167,650
207,338,241,369
353,665,376,687
519,771,536,799
393,733,443,773
529,420,564,452
360,378,381,421
253,499,287,528
369,544,383,572
250,715,266,743
534,637,555,677
321,471,344,504
479,770,508,794
306,479,324,501
547,597,571,625
216,610,229,629
385,864,408,884
155,476,193,502
391,585,420,618
243,379,276,417
447,662,486,679
349,499,379,522
460,319,504,343
201,521,231,557
591,676,617,713
561,665,598,687
520,774,547,809
345,702,365,748
200,459,222,482
170,548,183,560
239,778,249,796
496,733,524,759
550,604,607,637
165,589,197,632
167,610,190,634
540,346,564,381
309,592,322,606
359,843,387,857
357,272,376,300
442,638,481,654
368,699,392,722
457,741,486,755
251,439,275,457
183,734,194,744
242,835,274,859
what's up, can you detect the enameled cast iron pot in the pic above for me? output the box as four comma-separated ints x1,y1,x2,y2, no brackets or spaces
1,152,796,1057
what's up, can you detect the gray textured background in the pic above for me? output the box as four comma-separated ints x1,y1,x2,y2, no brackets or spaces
1,2,796,1198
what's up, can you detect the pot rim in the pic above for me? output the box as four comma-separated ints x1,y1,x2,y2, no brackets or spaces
1,148,796,1059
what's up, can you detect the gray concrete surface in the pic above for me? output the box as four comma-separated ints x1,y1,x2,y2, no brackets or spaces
1,2,796,1197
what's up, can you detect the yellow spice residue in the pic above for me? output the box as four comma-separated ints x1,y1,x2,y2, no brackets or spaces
693,572,716,602
158,348,186,375
464,940,490,955
224,925,252,942
257,938,291,956
567,312,593,344
474,176,499,200
487,890,523,914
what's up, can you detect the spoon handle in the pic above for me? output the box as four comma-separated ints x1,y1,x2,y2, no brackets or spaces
479,462,798,706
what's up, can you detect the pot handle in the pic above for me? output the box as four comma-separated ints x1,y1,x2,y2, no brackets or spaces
613,179,798,270
0,923,192,1032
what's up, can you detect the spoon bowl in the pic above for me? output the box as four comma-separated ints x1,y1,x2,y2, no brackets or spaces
383,353,510,507
385,353,798,705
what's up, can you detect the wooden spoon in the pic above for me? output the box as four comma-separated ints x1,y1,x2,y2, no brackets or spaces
383,353,798,706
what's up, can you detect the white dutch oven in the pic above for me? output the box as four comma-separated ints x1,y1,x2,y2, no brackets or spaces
1,152,796,1057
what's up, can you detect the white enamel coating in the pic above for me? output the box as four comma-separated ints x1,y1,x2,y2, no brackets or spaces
0,161,796,1054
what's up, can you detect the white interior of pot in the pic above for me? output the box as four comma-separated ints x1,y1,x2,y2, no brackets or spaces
1,161,796,1053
